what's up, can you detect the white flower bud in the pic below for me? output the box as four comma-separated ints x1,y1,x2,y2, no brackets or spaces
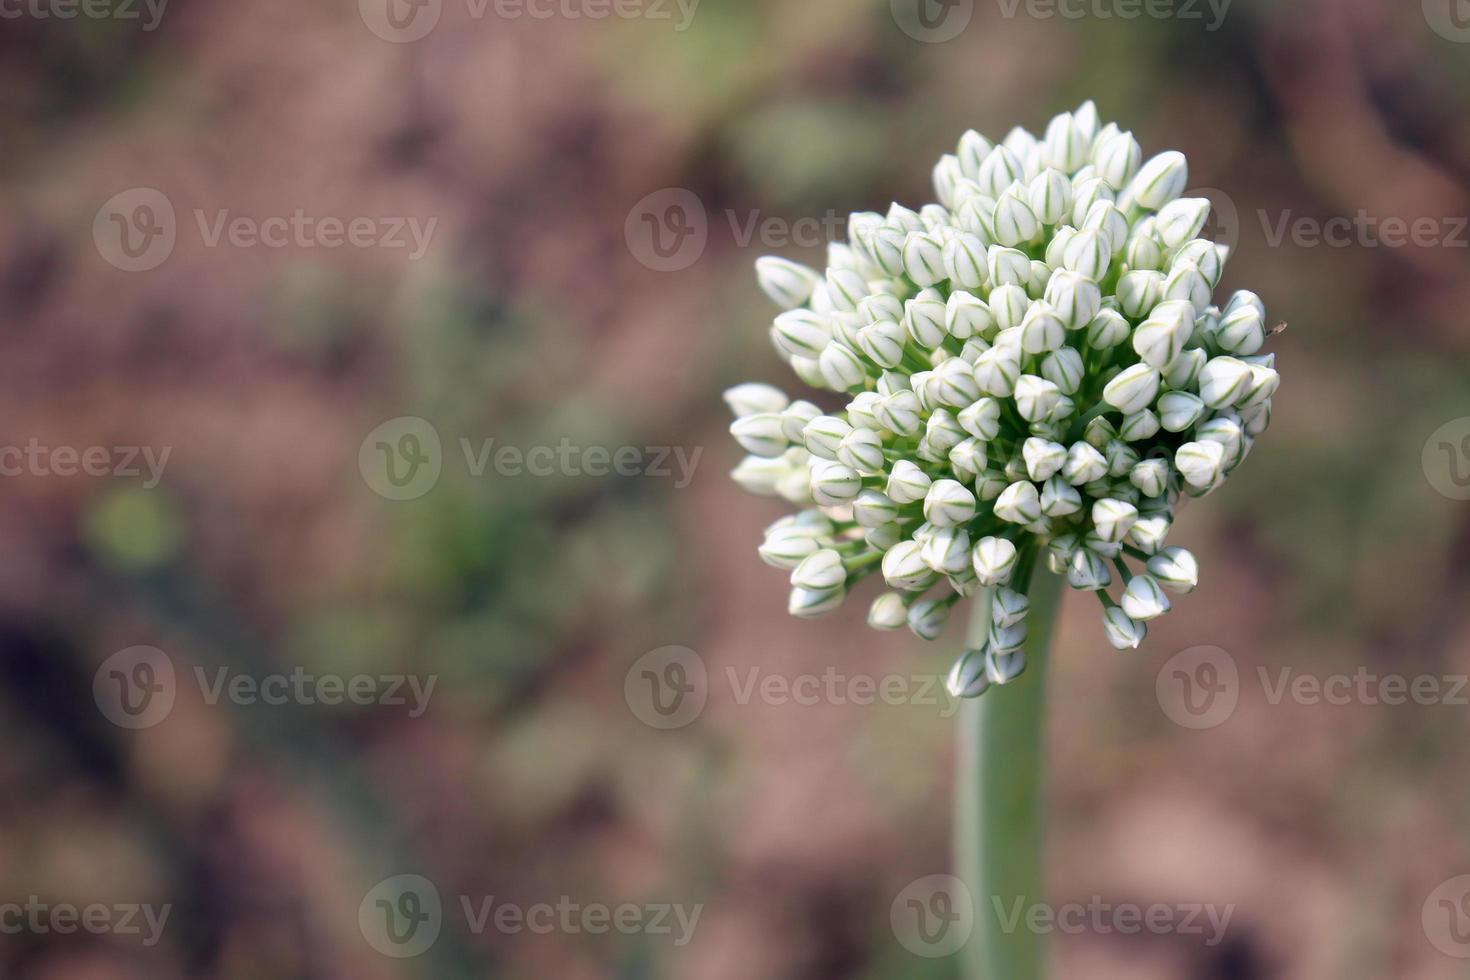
1093,130,1142,189
955,194,996,240
1013,374,1062,422
1085,307,1130,350
988,247,1032,289
949,438,988,481
1133,299,1194,369
1102,607,1146,649
1059,229,1110,282
886,458,932,504
877,390,923,436
776,402,818,443
1083,415,1118,449
856,223,907,277
731,413,790,457
772,309,832,359
1129,458,1171,499
1224,288,1265,319
992,586,1030,628
1216,305,1265,355
1148,546,1199,593
819,343,869,391
809,460,861,505
858,292,904,325
957,397,1001,441
1103,363,1161,414
994,480,1042,525
1129,150,1188,210
1121,574,1171,620
1043,111,1089,172
972,535,1018,586
931,358,981,408
1019,302,1067,355
977,145,1025,197
1040,347,1085,395
904,293,949,349
730,455,788,497
1118,409,1160,442
792,548,846,591
1023,437,1067,481
857,320,907,369
1155,197,1211,248
973,345,1021,397
1081,200,1129,254
803,415,852,460
883,540,937,591
1239,364,1280,409
1067,549,1111,590
921,525,972,574
924,478,977,527
1239,400,1271,437
1162,346,1206,390
903,231,946,287
933,155,963,209
838,428,886,475
958,129,995,179
943,233,989,290
1198,356,1253,408
1025,260,1051,298
1195,415,1245,466
755,257,821,310
847,489,897,530
1116,270,1165,319
1163,261,1211,310
1043,269,1102,331
789,585,846,618
869,592,909,630
865,522,902,550
1158,390,1206,432
723,382,789,417
887,202,923,233
1124,229,1165,271
1062,441,1107,485
989,618,1028,656
947,649,992,699
992,186,1041,247
1106,439,1140,477
820,267,865,312
1028,168,1074,225
1174,238,1223,286
1129,514,1171,554
907,598,952,641
1175,440,1226,489
946,293,995,344
759,528,822,569
1041,475,1083,516
1092,497,1139,543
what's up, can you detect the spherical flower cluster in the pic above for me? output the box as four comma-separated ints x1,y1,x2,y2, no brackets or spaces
726,102,1278,696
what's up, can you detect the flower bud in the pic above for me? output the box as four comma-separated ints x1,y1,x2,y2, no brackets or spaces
1129,150,1188,210
1029,168,1074,225
1148,546,1199,593
1061,228,1111,280
929,358,980,408
1121,574,1171,620
1081,200,1129,254
789,585,846,618
1129,514,1171,554
957,397,1001,441
1014,374,1063,421
922,525,972,574
1129,458,1171,499
994,480,1042,524
861,592,907,633
1041,475,1083,516
992,186,1041,247
977,145,1025,197
1105,439,1140,477
1124,229,1164,271
1023,437,1067,481
1162,346,1206,390
886,458,932,504
802,415,852,460
1198,356,1252,408
1174,440,1225,489
1092,497,1139,543
858,292,904,325
947,649,992,699
876,389,923,436
1092,129,1141,189
1118,409,1160,442
1102,607,1146,649
1155,197,1211,248
1238,364,1280,409
988,247,1032,289
857,320,907,369
907,598,952,641
1040,347,1084,395
1116,270,1165,319
1158,390,1205,432
755,257,821,310
731,413,790,457
924,478,977,527
883,540,937,591
791,548,846,592
988,588,1028,631
933,155,963,209
972,535,1019,586
772,309,832,359
1195,415,1245,466
819,342,869,391
809,460,861,504
865,522,902,550
1133,299,1194,368
1216,305,1265,356
759,528,823,569
946,291,996,341
986,648,1027,683
821,267,865,312
942,233,989,290
904,293,949,349
1043,269,1102,331
1085,307,1130,350
1163,261,1211,310
903,231,946,287
731,455,788,497
974,345,1021,397
723,383,789,419
1062,441,1108,485
1067,549,1111,590
838,428,886,475
1103,363,1161,414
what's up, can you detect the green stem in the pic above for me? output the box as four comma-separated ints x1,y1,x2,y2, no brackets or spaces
955,552,1065,980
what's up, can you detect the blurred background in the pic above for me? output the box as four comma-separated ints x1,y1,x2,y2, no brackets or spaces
1,0,1469,976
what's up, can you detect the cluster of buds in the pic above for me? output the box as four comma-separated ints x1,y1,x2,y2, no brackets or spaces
726,102,1278,698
